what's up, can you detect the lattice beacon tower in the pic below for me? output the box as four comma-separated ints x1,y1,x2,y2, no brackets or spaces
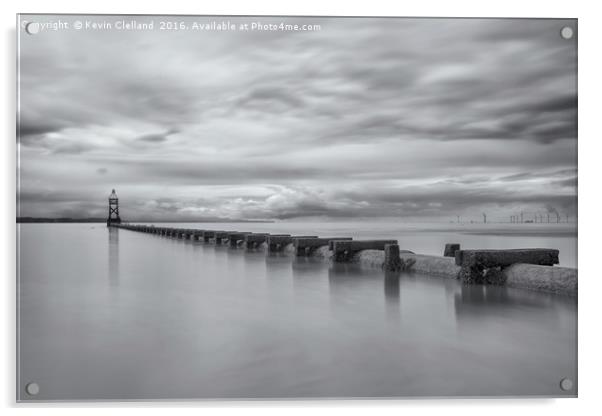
107,189,122,226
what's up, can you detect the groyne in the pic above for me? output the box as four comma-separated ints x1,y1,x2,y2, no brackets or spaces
110,224,577,296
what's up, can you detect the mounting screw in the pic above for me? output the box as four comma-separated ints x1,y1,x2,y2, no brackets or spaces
560,26,574,40
559,378,573,391
25,382,40,396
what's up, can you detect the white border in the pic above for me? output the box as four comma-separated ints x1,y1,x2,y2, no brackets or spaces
3,0,601,414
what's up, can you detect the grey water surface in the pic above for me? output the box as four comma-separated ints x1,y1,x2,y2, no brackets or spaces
17,223,577,400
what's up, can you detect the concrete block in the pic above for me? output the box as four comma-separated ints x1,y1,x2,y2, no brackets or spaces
244,233,270,249
456,248,560,284
332,240,397,262
228,232,251,247
202,230,216,242
503,263,577,296
215,231,231,244
400,253,460,278
266,235,315,253
443,243,460,257
293,237,352,256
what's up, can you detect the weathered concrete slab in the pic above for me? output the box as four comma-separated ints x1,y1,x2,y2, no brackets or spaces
201,230,215,242
455,248,560,284
353,250,386,268
293,237,352,256
244,233,270,249
266,235,315,253
185,229,199,239
327,239,355,250
191,230,204,240
455,248,560,267
342,247,414,269
245,234,290,249
228,232,252,247
214,231,231,244
244,233,269,242
400,253,461,278
332,240,398,262
503,263,577,296
443,243,461,257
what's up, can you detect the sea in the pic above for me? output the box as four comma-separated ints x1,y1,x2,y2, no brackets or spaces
17,221,577,400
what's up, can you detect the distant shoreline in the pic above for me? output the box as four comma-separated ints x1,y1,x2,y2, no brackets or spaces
16,217,275,224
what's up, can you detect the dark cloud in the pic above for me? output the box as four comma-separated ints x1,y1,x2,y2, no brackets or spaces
17,16,577,220
237,86,305,113
552,177,577,188
52,142,97,155
136,128,179,143
18,117,67,138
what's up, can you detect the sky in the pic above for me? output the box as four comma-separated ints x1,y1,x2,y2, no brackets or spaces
17,16,577,222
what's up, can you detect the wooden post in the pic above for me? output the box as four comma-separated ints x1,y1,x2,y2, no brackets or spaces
383,244,402,271
443,243,461,257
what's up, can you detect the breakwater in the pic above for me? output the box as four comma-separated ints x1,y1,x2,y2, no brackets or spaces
110,223,577,296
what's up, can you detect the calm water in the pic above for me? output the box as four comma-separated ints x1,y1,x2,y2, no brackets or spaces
17,223,577,400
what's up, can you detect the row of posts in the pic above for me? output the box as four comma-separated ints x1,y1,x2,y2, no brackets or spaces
109,224,562,285
110,224,409,271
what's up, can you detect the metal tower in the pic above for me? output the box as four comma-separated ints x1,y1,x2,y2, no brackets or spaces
107,189,122,226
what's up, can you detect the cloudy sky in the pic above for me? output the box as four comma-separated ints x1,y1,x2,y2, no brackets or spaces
18,16,577,222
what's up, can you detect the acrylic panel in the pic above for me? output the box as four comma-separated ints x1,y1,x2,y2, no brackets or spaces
17,15,577,401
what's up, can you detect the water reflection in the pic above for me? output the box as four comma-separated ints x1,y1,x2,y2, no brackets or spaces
242,249,266,265
291,256,329,276
108,226,119,287
452,283,571,328
455,284,556,311
383,271,401,304
328,264,382,298
265,253,294,276
265,252,292,265
327,263,386,289
290,257,330,297
19,225,579,399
